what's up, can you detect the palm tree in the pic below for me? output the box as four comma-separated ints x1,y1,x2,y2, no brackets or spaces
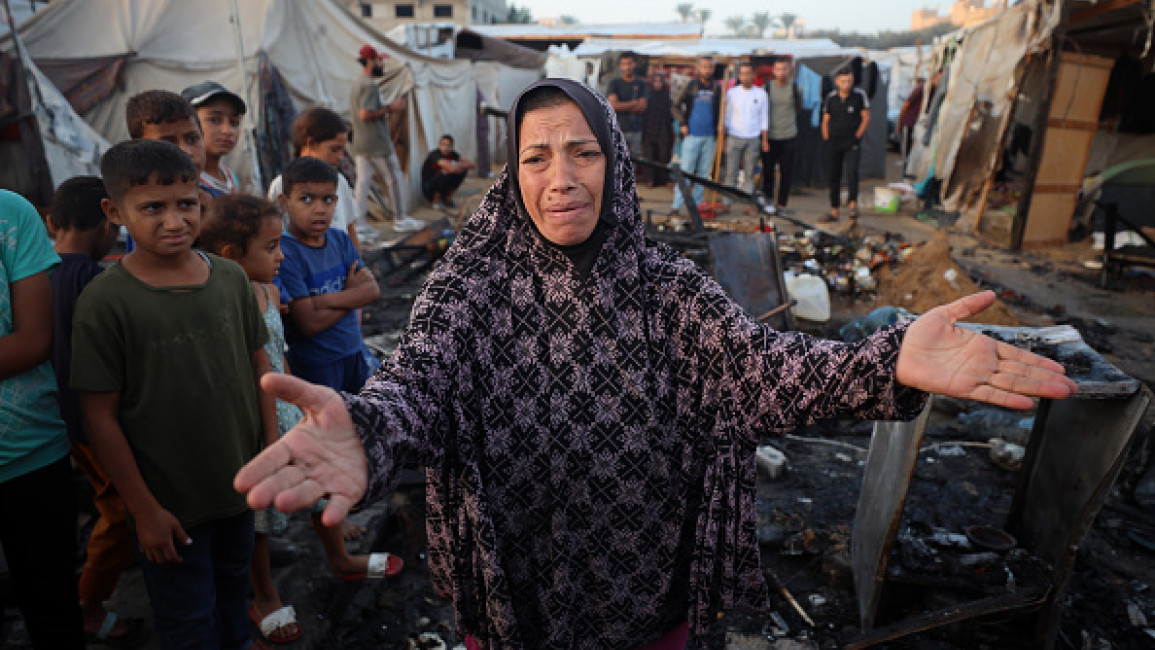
723,15,745,37
777,12,798,37
675,3,695,23
750,12,772,38
696,8,711,25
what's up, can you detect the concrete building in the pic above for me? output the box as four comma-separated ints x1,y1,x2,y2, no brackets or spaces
911,0,1007,31
349,0,507,31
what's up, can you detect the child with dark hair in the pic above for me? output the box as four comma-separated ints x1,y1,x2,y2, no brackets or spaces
420,134,475,210
73,139,278,649
46,176,140,644
275,156,376,391
0,189,85,649
123,89,212,254
268,106,366,249
125,90,207,175
199,195,394,641
182,81,247,196
274,157,405,582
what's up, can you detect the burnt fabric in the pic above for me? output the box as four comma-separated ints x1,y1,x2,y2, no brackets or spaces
343,78,926,648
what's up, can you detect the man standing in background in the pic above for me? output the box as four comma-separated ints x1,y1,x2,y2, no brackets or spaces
670,56,721,217
820,67,870,223
350,45,423,233
607,52,648,156
762,58,801,216
720,62,768,215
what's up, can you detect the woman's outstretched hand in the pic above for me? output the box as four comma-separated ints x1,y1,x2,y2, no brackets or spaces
896,291,1079,409
235,373,368,527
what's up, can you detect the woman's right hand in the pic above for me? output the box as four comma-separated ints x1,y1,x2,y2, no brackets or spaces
234,374,369,527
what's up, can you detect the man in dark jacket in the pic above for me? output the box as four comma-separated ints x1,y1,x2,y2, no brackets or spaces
669,56,721,216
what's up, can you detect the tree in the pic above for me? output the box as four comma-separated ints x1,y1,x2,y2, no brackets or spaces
506,3,533,24
806,23,956,49
750,12,772,38
776,12,798,38
723,15,745,37
697,8,711,25
559,15,578,25
675,3,695,23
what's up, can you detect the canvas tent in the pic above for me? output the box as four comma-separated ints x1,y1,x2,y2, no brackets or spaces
0,23,109,206
907,0,1153,249
6,0,477,211
454,28,545,168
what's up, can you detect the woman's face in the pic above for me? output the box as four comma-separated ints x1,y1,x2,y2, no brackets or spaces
517,100,606,247
651,75,664,90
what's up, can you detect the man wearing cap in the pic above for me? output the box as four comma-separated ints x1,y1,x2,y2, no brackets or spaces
182,81,246,197
351,45,423,233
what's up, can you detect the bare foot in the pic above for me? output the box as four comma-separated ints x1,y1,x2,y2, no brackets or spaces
342,520,366,540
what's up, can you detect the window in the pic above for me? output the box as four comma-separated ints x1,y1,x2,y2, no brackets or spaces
395,4,414,18
360,2,372,17
433,4,452,18
472,6,477,20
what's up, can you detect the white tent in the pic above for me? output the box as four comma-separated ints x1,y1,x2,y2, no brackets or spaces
0,20,109,205
7,0,477,209
867,46,929,125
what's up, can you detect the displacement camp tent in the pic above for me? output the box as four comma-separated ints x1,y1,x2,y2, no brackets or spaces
7,0,477,210
454,28,545,167
907,0,1151,249
0,26,109,206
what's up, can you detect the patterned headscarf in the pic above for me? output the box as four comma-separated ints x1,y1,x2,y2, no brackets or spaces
348,78,924,648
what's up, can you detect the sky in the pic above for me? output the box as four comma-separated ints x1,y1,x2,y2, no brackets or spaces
515,1,948,34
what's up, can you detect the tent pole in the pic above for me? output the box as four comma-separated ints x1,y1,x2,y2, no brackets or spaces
229,0,263,191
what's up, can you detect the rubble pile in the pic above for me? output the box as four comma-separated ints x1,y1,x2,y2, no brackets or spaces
874,231,1021,325
778,229,914,300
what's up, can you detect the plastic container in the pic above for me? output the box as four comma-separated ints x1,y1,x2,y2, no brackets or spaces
873,186,900,213
784,272,831,322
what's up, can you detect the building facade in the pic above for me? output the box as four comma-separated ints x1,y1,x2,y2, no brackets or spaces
350,0,507,30
911,0,1007,31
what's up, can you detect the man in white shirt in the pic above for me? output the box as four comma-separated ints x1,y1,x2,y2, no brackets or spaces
720,62,768,212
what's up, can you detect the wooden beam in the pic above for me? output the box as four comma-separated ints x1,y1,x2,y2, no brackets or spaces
1070,0,1143,24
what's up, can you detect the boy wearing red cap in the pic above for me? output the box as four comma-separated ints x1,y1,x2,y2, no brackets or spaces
351,45,423,233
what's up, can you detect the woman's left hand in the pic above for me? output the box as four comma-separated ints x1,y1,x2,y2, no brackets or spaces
896,291,1079,409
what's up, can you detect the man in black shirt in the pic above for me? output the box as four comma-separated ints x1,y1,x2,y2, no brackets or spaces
606,52,648,156
820,68,871,222
421,134,475,210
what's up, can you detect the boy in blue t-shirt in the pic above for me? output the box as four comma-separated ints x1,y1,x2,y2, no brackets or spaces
72,140,277,649
0,189,85,648
276,156,381,393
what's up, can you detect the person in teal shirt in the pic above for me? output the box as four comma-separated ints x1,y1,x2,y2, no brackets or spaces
0,189,84,648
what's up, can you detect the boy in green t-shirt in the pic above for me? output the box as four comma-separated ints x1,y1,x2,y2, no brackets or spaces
72,139,277,649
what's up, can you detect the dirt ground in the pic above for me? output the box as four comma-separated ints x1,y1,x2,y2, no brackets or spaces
4,154,1154,649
